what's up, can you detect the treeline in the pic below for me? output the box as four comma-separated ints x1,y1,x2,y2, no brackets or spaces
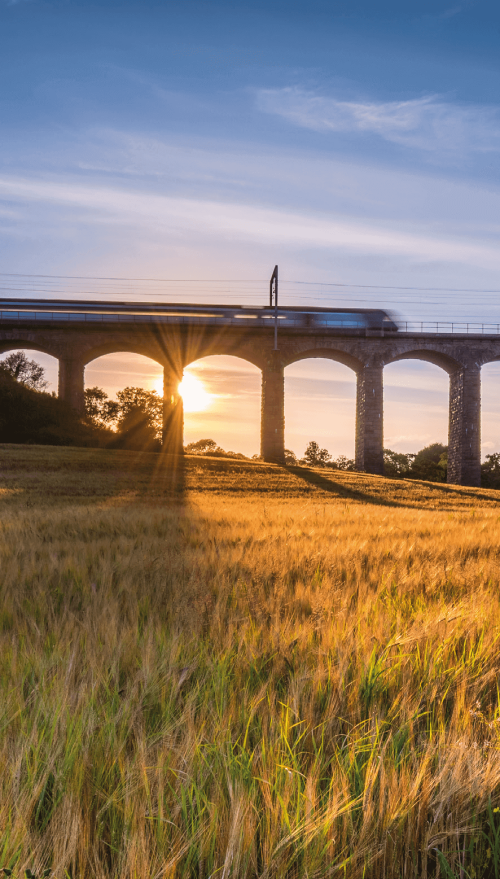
386,445,500,488
284,440,449,482
285,439,500,488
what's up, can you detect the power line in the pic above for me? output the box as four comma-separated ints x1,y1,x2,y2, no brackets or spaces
0,274,267,282
1,273,500,294
288,282,500,293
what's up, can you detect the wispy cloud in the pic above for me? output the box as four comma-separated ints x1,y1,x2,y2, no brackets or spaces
1,173,499,270
257,88,500,154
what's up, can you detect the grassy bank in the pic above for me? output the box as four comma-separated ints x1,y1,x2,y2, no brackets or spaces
1,445,500,878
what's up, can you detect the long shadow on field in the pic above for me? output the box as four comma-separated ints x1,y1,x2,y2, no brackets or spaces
285,466,404,508
141,449,186,500
401,477,498,505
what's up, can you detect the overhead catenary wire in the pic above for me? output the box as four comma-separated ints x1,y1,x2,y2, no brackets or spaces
2,272,500,294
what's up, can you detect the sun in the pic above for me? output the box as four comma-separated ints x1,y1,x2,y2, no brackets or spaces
178,372,212,413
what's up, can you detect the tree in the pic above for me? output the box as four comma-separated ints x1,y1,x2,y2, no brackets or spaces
481,453,500,489
116,387,162,439
84,387,120,428
112,387,163,450
284,448,298,465
0,351,48,391
383,449,415,478
185,438,218,454
409,443,447,482
303,441,332,467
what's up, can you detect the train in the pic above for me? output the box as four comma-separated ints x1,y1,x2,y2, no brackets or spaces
0,299,399,332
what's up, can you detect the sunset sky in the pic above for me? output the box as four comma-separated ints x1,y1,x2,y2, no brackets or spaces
1,0,499,459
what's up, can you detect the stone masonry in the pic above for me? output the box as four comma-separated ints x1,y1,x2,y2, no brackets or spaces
355,364,384,475
260,353,285,464
1,318,500,486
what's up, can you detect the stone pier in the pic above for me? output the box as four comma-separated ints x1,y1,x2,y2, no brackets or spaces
260,355,285,464
58,357,85,414
448,362,481,487
162,366,184,455
355,363,384,475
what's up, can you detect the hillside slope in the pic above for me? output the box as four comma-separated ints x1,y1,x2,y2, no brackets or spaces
0,443,498,510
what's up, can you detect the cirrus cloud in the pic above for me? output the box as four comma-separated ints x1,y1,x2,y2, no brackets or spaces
1,173,499,270
256,88,500,154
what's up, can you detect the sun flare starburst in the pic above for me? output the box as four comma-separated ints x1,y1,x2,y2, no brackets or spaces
178,373,212,413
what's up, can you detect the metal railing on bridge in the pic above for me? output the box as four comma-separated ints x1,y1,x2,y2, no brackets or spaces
399,322,500,335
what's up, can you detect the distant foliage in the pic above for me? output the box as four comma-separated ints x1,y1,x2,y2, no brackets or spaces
298,442,355,471
184,437,249,459
185,438,219,454
335,454,355,471
383,448,415,477
384,444,447,482
0,351,48,391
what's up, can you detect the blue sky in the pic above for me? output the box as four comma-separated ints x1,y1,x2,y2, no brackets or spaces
1,0,499,457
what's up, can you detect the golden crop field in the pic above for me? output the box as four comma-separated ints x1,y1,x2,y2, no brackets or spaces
1,444,500,879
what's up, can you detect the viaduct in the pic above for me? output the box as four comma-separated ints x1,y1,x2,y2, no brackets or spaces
0,299,498,487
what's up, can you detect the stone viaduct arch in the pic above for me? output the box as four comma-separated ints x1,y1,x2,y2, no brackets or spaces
272,336,492,486
3,313,500,486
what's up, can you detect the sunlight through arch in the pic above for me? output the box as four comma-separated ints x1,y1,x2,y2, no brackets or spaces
158,371,212,413
480,362,500,460
182,355,260,457
85,352,163,399
284,358,356,461
384,360,449,454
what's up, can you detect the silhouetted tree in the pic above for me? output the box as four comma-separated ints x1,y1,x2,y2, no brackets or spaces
84,387,120,428
0,351,48,391
303,441,332,466
116,387,162,439
107,387,163,451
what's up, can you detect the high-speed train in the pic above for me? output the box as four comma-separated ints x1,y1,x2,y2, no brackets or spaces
0,299,399,332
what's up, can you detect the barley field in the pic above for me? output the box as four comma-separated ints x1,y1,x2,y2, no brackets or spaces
1,445,500,879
